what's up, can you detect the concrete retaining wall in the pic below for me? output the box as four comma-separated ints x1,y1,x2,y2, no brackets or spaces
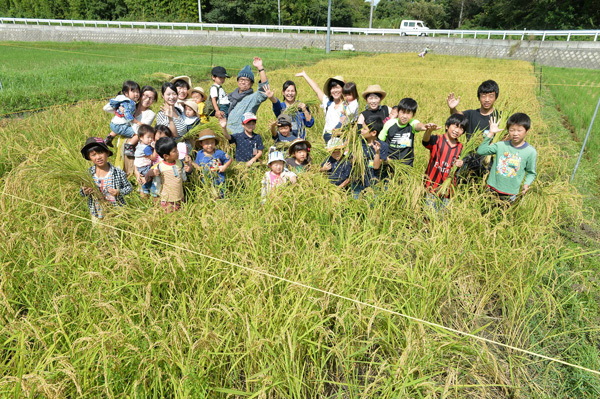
2,24,599,69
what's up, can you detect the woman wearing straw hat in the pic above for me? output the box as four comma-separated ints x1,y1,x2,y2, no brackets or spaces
357,85,393,128
295,71,346,144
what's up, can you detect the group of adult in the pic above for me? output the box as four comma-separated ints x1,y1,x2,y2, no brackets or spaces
113,56,402,154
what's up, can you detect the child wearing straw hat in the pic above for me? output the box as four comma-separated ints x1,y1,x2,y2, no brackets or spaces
320,137,352,188
357,85,393,128
193,129,232,187
286,139,312,174
261,147,297,203
190,87,210,123
183,99,202,131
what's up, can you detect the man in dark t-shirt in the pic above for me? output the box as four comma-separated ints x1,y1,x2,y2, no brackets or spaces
447,80,501,179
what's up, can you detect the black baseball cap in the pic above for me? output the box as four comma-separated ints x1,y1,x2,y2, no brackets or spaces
81,137,113,160
211,66,230,78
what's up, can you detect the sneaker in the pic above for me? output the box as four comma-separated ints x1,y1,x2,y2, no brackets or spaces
124,143,135,157
105,135,114,148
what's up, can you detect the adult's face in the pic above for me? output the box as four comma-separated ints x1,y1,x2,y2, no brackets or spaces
140,90,156,110
238,77,253,92
163,87,178,106
283,85,297,103
366,94,381,110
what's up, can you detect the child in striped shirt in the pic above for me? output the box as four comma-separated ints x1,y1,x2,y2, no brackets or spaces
421,113,468,209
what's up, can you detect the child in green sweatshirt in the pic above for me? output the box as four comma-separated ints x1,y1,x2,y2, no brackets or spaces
477,113,537,202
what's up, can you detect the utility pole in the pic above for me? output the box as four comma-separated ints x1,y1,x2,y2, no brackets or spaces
369,0,374,29
198,0,202,23
278,0,281,26
326,0,332,53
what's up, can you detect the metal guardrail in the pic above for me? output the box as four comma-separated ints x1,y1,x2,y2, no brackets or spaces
1,17,599,41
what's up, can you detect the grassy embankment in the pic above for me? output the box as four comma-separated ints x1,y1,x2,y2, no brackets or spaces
540,66,600,219
0,41,356,116
1,52,599,397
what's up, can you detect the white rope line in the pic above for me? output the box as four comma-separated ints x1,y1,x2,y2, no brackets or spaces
2,190,600,377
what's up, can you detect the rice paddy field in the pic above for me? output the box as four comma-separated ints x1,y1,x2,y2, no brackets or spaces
1,45,600,398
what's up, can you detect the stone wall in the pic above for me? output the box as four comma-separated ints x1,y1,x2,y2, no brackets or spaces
1,24,599,69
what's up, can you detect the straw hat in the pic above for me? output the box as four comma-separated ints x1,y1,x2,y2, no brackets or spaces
190,86,206,102
196,129,221,144
323,75,345,97
361,84,387,101
326,137,346,152
183,99,199,115
287,139,311,157
170,75,192,88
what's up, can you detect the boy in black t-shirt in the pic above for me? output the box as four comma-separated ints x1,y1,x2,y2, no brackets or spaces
446,80,501,178
378,98,427,166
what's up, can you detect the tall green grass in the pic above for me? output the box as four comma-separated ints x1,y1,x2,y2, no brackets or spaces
1,53,599,397
0,41,357,116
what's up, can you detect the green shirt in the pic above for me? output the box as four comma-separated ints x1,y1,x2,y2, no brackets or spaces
477,137,537,195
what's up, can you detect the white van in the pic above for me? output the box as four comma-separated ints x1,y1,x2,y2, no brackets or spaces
400,20,430,36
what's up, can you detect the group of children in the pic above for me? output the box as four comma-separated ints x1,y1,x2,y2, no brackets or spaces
81,74,538,218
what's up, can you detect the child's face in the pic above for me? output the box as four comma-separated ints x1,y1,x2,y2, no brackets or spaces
163,147,179,163
330,149,342,161
141,132,155,145
446,124,464,141
294,149,307,163
283,85,297,102
243,120,256,134
184,105,197,118
201,138,216,154
278,125,291,136
508,124,528,146
213,75,226,85
270,160,284,174
191,92,203,103
344,93,355,103
366,94,381,110
479,92,497,111
360,125,376,139
177,86,188,100
126,88,140,102
155,131,168,141
89,150,109,168
398,110,414,125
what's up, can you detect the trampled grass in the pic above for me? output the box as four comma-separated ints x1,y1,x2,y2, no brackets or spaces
1,52,600,397
0,41,357,116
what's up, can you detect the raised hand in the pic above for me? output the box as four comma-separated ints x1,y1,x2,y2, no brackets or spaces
295,71,307,78
322,162,332,171
219,117,228,129
264,84,275,99
488,116,503,136
424,122,440,131
447,93,460,110
252,57,264,70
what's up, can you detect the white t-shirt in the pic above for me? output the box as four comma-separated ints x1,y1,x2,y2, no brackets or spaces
210,84,230,105
132,109,156,135
321,97,344,134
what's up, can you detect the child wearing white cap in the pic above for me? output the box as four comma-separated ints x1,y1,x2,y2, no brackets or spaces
261,147,297,203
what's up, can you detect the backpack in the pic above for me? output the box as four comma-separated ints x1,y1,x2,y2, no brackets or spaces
203,84,218,117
